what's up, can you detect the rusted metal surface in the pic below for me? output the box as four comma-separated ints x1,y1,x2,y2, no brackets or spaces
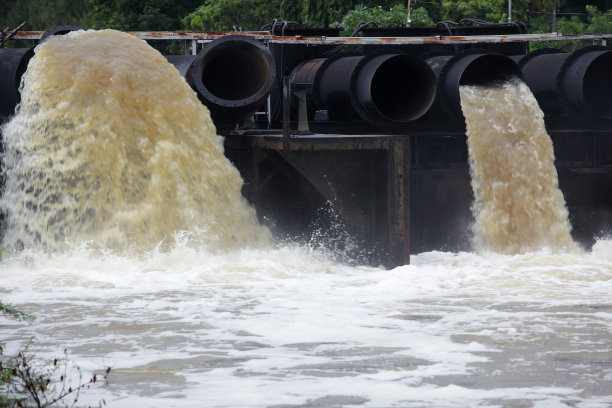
127,31,273,41
11,30,273,41
7,30,41,40
1,22,26,46
11,30,612,44
386,137,411,267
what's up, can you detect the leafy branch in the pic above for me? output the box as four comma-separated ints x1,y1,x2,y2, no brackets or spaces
0,301,35,323
1,343,110,407
1,300,111,407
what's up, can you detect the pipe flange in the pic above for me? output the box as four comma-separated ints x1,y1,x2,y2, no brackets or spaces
436,49,523,120
348,51,437,126
517,47,563,68
557,45,612,120
311,52,361,110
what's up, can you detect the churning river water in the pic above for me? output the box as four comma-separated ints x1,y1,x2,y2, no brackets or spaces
1,245,612,407
1,30,612,407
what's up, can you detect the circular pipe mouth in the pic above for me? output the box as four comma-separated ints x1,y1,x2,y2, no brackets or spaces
14,48,34,90
188,36,275,110
0,48,34,117
359,54,436,123
310,54,437,126
565,49,612,120
453,53,523,86
438,52,523,119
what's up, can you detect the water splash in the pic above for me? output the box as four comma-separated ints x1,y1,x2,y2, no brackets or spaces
0,29,270,253
460,77,577,253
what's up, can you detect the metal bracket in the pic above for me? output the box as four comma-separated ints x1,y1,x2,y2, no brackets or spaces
294,88,311,134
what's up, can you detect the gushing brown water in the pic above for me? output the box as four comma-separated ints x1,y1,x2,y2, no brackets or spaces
0,29,270,252
459,77,576,253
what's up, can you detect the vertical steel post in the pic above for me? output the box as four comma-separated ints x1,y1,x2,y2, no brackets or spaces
282,76,291,152
387,136,411,267
508,0,512,22
406,0,412,27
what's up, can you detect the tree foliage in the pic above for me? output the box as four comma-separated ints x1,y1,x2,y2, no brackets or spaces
1,0,89,30
0,300,34,322
87,0,201,31
585,3,612,31
332,4,434,33
300,0,348,26
1,341,111,407
279,0,400,27
439,0,508,22
436,0,571,23
182,0,280,31
1,301,110,407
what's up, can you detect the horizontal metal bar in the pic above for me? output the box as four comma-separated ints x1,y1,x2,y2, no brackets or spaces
11,30,612,44
10,30,273,41
226,133,391,151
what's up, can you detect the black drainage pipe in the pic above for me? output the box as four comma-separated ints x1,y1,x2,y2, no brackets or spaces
518,46,612,120
0,47,34,119
427,51,523,120
40,25,83,42
291,53,437,127
165,55,196,77
0,26,84,121
184,35,275,127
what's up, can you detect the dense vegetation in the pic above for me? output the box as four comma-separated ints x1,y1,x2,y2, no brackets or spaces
1,0,611,35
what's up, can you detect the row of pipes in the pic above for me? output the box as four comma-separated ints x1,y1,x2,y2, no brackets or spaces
1,29,612,127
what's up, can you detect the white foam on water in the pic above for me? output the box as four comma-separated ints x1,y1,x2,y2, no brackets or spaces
2,243,611,407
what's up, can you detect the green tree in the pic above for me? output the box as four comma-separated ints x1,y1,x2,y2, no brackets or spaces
439,0,507,22
529,0,568,8
279,0,402,26
280,0,302,21
182,0,280,31
1,0,89,30
300,0,348,26
437,0,569,24
88,0,201,31
585,3,612,32
332,4,434,32
87,0,201,52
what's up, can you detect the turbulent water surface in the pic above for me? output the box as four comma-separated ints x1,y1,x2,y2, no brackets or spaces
1,31,612,407
1,246,612,407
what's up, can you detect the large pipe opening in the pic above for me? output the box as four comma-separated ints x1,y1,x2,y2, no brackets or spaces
515,49,566,115
295,54,436,127
582,51,612,119
562,48,612,121
518,47,612,121
0,48,34,119
201,47,270,102
354,54,437,125
428,52,523,120
186,35,275,125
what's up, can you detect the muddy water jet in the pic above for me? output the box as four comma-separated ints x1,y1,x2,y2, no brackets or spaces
0,29,270,252
460,77,577,253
